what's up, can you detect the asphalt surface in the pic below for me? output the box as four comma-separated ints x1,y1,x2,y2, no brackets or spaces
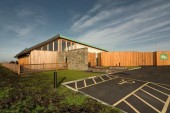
113,66,170,85
64,66,170,113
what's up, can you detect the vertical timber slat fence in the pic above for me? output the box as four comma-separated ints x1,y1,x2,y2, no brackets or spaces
88,51,170,67
2,63,67,75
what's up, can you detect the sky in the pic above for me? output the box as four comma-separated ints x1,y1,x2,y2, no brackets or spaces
0,0,170,62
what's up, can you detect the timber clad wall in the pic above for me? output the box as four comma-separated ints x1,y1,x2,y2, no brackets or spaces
156,51,170,66
88,53,96,67
88,51,170,67
18,50,57,64
30,50,57,64
100,52,139,66
18,56,30,64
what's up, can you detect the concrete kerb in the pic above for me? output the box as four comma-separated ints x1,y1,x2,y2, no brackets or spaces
62,73,108,85
107,67,141,75
128,67,141,70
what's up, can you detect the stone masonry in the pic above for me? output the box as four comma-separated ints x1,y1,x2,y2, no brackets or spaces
57,48,88,70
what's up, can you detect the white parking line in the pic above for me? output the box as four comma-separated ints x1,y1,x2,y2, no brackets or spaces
106,75,112,79
78,77,117,90
124,100,140,113
100,76,105,81
146,85,169,96
162,95,170,113
115,76,170,87
75,82,78,90
113,82,149,106
153,83,170,91
92,78,97,84
133,93,160,113
84,80,87,87
140,88,165,103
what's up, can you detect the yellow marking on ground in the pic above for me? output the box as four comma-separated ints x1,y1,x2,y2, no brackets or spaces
92,78,97,84
124,100,140,113
113,82,149,106
146,85,169,96
153,83,170,91
116,76,170,87
140,88,165,103
133,94,160,113
106,75,112,79
78,77,117,90
161,95,170,113
75,82,78,90
100,76,105,81
84,80,87,87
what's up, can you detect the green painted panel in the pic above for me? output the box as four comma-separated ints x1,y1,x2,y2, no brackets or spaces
160,54,168,60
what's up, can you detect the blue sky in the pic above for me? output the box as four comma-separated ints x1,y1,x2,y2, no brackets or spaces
0,0,170,62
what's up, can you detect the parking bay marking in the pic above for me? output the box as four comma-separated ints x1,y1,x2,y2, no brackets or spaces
118,79,135,85
153,83,170,91
124,100,140,113
133,93,160,113
64,76,170,113
162,95,170,113
140,88,165,103
146,85,169,96
113,82,149,106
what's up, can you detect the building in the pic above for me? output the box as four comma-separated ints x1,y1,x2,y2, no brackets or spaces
15,34,108,70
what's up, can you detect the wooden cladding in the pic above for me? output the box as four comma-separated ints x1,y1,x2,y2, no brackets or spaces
156,51,170,66
88,51,170,67
18,56,30,64
18,50,57,65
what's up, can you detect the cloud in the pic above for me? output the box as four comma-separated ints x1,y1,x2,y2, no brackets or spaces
4,25,34,37
70,0,170,51
17,9,34,17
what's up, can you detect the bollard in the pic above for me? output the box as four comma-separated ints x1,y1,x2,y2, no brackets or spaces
54,71,57,88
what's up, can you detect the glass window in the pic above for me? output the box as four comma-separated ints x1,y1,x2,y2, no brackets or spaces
43,45,47,51
54,40,58,51
62,40,66,51
49,42,53,51
72,43,74,49
67,41,71,50
36,47,41,50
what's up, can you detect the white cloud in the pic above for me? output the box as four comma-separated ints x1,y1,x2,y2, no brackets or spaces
17,9,34,17
70,0,170,51
4,25,34,37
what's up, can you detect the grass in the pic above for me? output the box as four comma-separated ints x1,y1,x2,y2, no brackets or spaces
0,66,122,113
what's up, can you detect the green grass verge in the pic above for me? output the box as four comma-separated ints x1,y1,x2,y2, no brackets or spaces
0,66,122,113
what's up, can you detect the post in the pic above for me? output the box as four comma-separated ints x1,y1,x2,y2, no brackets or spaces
43,63,44,72
17,64,20,75
54,71,57,88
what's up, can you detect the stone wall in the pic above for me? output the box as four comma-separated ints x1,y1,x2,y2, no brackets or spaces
57,52,66,63
57,48,88,70
67,48,88,70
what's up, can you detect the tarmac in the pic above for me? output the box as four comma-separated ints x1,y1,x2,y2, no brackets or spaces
63,66,170,113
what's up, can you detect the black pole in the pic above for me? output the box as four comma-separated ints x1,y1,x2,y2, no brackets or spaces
54,72,57,88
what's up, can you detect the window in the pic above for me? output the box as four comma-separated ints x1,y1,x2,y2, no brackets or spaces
49,42,53,51
43,45,47,51
36,47,41,50
67,41,71,50
54,40,58,51
62,40,66,51
72,43,74,49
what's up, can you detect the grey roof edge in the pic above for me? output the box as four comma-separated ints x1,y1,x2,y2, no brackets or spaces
59,34,108,52
14,34,108,58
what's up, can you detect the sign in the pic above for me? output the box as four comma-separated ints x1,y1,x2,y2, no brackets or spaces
160,54,168,60
118,79,135,85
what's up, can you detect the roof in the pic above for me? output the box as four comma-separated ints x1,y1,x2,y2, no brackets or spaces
15,34,108,58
